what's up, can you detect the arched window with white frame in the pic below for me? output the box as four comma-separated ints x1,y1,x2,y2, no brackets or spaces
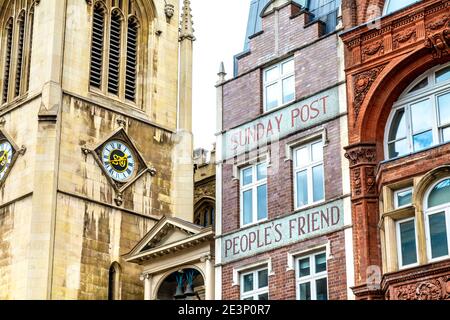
424,178,450,262
385,63,450,160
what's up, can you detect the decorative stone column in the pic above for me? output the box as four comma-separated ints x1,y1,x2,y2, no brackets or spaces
345,143,384,300
202,255,215,300
140,273,153,300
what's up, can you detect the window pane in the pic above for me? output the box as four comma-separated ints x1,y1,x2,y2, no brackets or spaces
316,278,328,300
413,130,433,152
443,127,450,143
438,93,450,126
258,293,269,300
296,170,308,207
265,83,279,110
282,59,294,75
243,297,254,300
408,78,428,93
385,0,419,14
399,220,418,266
436,66,450,83
265,66,279,83
295,147,309,168
299,282,311,300
258,269,268,289
257,184,268,221
282,76,295,104
388,109,407,141
311,141,323,162
411,100,432,134
243,273,254,293
313,165,325,203
396,189,413,208
388,139,409,159
257,163,267,181
242,168,253,186
429,212,449,259
243,190,253,225
428,179,450,208
315,253,327,273
298,258,310,277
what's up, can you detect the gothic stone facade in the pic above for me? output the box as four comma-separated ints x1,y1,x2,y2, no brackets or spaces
215,1,354,300
341,0,450,300
0,0,194,300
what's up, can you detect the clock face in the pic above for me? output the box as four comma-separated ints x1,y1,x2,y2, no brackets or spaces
101,140,136,182
0,141,13,181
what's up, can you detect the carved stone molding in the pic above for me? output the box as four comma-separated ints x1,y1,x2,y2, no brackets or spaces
392,276,450,300
393,28,417,49
352,65,386,123
362,40,384,60
425,27,450,59
345,144,377,167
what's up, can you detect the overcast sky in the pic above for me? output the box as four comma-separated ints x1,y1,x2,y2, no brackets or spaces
188,0,250,151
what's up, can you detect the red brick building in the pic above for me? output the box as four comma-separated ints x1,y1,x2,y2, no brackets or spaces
215,0,354,300
340,0,450,300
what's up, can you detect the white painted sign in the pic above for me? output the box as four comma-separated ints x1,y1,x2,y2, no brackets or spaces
221,199,344,264
222,86,340,160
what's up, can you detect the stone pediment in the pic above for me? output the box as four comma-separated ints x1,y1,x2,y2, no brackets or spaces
125,216,213,263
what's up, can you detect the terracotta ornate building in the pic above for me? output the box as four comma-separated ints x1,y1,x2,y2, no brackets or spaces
341,0,450,300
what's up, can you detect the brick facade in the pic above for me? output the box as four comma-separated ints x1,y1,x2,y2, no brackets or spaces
217,1,351,300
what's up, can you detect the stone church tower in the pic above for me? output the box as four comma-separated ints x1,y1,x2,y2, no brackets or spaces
0,0,195,300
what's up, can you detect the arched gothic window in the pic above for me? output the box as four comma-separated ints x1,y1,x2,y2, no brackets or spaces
89,0,142,105
1,0,36,106
194,200,215,228
385,63,450,159
108,262,122,300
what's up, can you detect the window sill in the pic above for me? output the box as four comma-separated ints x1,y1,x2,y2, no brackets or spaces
240,218,268,229
294,199,326,212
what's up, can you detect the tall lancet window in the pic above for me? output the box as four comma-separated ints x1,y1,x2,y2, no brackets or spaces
108,262,122,300
2,19,13,104
107,10,122,96
89,3,106,89
125,17,138,102
15,11,25,98
1,0,37,106
89,0,144,107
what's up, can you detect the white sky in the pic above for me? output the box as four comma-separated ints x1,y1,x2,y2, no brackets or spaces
188,0,250,150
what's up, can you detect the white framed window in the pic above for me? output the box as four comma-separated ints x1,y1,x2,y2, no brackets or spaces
385,63,450,159
293,140,325,209
396,217,419,268
240,268,269,300
263,57,295,112
383,0,421,15
296,251,328,300
394,187,413,209
240,162,268,227
424,178,450,262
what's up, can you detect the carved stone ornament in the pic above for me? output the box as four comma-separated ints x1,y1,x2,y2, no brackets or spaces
344,145,377,167
81,128,157,206
425,27,450,59
352,65,386,123
362,40,384,59
393,28,417,49
393,276,450,300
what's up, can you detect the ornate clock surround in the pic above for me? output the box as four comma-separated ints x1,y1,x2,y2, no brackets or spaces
0,128,26,188
82,127,157,206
